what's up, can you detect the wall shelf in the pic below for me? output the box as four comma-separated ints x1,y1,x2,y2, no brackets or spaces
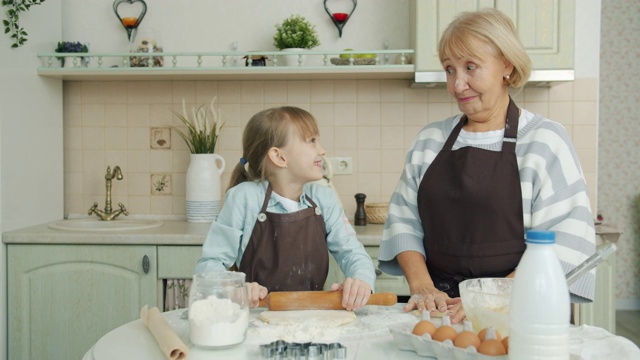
37,50,415,81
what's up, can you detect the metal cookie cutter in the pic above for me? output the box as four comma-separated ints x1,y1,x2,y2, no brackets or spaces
259,340,347,359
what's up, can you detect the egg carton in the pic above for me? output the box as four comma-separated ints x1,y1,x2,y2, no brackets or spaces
389,322,508,360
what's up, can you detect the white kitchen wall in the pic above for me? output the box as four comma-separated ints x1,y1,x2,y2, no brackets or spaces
599,0,640,310
62,0,409,57
0,1,64,359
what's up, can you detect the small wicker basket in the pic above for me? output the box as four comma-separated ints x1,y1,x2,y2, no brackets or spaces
366,202,389,224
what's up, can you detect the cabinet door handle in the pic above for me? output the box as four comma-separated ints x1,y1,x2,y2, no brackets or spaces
142,255,150,274
375,269,382,277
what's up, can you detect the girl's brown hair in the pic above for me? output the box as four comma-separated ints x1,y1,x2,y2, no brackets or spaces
228,106,319,190
438,8,532,89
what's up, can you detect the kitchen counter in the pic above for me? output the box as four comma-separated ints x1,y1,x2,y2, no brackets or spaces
2,219,385,246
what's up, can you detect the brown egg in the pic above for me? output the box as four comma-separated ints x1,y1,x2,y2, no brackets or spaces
412,320,437,336
478,339,507,356
432,325,457,342
453,330,481,350
479,327,503,342
502,336,509,353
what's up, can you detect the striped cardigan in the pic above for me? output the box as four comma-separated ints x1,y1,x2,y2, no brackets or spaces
379,108,596,301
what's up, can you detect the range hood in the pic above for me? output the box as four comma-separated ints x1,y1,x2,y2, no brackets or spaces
411,69,575,88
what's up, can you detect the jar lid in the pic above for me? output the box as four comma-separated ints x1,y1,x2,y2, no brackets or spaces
526,230,555,244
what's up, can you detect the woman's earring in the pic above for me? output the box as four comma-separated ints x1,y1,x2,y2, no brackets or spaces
504,74,510,80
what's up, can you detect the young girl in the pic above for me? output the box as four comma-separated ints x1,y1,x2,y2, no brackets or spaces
195,106,376,311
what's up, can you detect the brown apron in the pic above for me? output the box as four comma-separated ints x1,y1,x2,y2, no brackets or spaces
239,184,329,292
417,97,525,298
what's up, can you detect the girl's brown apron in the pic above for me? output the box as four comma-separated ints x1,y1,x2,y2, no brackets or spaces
417,98,526,298
239,184,329,292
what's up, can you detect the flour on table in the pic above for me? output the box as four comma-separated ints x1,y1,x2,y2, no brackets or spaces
258,310,356,326
252,310,356,343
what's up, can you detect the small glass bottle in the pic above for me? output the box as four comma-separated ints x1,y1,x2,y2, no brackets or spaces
509,230,570,359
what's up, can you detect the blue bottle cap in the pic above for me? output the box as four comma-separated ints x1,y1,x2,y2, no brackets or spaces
526,230,555,244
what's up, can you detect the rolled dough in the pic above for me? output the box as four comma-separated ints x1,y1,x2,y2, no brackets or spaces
258,310,356,327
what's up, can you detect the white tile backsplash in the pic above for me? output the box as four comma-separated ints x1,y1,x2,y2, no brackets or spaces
63,79,598,218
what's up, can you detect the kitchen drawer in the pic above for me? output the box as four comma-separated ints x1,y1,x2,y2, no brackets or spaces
366,246,410,296
158,245,202,278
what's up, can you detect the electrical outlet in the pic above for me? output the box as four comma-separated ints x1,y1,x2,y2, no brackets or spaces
330,157,353,175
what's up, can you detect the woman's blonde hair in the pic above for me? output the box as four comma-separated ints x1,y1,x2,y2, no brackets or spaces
228,106,319,189
438,8,532,89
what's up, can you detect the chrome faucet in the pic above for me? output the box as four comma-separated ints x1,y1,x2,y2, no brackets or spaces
88,165,128,221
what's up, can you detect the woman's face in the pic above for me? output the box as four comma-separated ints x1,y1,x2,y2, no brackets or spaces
442,41,513,129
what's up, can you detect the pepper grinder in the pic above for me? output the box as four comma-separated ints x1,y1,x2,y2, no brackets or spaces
354,193,367,226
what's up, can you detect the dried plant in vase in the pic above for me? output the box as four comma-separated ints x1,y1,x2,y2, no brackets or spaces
171,97,224,154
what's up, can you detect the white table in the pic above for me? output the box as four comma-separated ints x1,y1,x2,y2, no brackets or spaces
83,304,640,360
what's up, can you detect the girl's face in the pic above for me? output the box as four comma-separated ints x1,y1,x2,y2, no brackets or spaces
442,41,512,129
281,128,326,185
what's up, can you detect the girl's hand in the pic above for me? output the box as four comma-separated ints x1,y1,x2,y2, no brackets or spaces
330,278,372,311
404,285,451,315
246,282,268,308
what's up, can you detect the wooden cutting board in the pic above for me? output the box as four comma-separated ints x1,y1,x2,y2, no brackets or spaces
257,290,397,311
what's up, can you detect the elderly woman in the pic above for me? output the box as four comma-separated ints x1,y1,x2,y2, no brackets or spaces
379,8,596,324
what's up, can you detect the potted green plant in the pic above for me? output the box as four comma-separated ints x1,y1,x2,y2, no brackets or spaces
273,14,320,66
273,15,320,50
55,41,89,68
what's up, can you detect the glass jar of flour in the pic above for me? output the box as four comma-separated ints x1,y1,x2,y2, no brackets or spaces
188,271,249,348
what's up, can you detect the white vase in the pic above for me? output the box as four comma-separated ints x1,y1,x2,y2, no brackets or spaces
280,48,306,66
185,153,226,223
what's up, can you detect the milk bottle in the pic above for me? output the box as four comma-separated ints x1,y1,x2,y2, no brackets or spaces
509,230,570,359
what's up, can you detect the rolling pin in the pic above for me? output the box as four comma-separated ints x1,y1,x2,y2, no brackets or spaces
257,291,397,311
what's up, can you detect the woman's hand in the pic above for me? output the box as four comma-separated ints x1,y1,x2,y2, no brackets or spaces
246,282,268,308
404,284,451,314
446,298,465,324
331,277,372,311
406,290,466,324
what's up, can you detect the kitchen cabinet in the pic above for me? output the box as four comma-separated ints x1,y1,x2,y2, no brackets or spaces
411,0,575,83
7,244,157,360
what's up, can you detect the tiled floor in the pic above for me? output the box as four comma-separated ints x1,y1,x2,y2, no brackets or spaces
616,310,640,348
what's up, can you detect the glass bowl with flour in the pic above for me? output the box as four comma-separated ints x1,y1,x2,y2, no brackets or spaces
188,271,250,348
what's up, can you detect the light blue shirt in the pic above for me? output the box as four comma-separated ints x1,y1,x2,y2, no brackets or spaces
195,180,376,291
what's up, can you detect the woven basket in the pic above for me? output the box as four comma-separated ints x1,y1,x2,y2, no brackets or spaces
366,202,389,224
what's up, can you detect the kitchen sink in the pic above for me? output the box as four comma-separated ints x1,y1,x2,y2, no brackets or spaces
48,218,163,232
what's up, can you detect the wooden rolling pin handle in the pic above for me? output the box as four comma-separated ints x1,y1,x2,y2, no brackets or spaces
256,291,397,309
258,298,267,308
368,292,398,306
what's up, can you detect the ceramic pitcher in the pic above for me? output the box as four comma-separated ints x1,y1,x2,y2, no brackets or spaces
185,153,225,222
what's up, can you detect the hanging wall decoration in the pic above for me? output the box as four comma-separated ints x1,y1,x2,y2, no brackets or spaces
323,0,357,38
112,0,147,41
